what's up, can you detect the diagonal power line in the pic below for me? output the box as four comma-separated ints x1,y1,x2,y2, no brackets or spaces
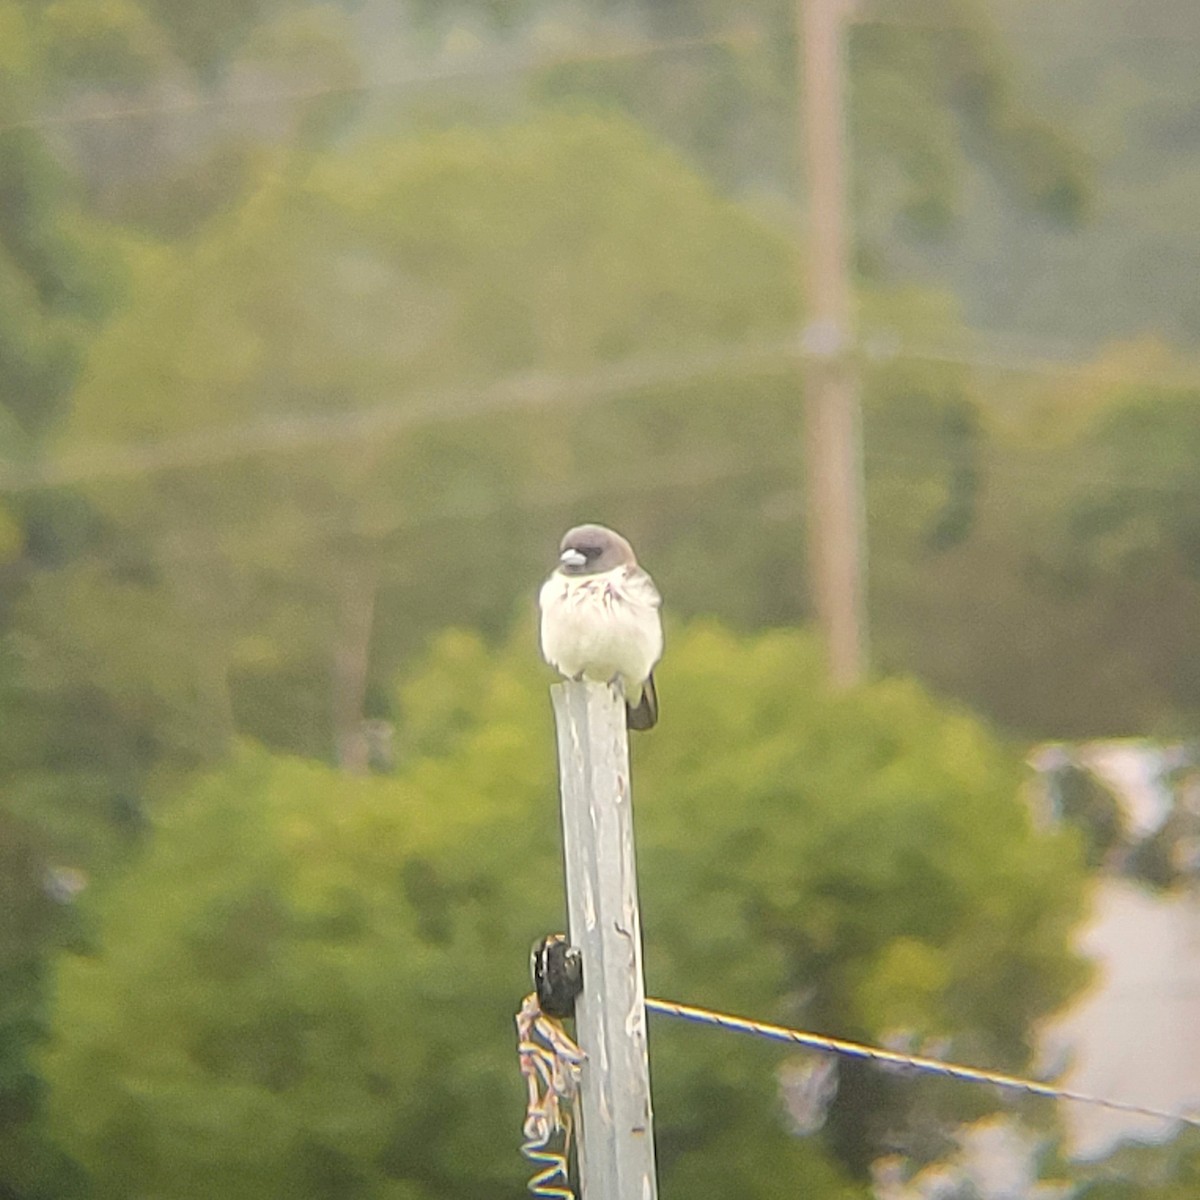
0,30,760,138
5,336,1199,495
646,997,1200,1130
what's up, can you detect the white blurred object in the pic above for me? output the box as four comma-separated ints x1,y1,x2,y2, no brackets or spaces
778,1052,839,1135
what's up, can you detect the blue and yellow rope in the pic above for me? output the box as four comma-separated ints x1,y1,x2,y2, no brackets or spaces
645,996,1200,1129
516,993,585,1200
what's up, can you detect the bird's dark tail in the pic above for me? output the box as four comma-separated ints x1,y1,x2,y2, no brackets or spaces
626,672,658,731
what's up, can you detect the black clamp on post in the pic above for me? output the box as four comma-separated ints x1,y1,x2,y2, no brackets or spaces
531,933,583,1019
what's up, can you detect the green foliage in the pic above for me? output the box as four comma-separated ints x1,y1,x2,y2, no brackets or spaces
864,353,983,561
1048,765,1125,870
1074,1129,1200,1199
516,0,1090,257
4,1,1198,1194
45,743,556,1200
852,0,1089,236
46,107,797,766
45,623,1089,1197
18,0,364,233
0,812,93,1200
874,359,1200,738
38,0,168,89
935,0,1200,346
1043,383,1200,724
320,112,794,374
0,35,120,444
0,9,137,1193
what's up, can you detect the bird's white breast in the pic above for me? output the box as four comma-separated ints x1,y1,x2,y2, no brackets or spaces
539,567,662,687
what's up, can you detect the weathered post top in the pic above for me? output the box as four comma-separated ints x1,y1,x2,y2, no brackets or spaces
551,680,658,1200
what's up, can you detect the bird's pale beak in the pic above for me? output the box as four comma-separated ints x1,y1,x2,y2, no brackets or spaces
560,549,587,569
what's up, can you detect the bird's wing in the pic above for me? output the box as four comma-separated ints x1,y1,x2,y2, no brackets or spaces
622,565,662,609
626,671,658,730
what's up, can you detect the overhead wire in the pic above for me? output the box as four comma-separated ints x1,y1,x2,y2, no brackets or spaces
0,340,792,493
20,444,1169,578
646,996,1200,1131
3,7,1193,140
3,6,1197,553
4,335,1198,497
2,4,1195,496
11,7,1200,1154
0,29,760,138
126,446,805,571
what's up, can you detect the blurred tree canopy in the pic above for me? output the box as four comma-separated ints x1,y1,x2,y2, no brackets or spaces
0,7,134,1193
2,0,1199,1194
515,0,1091,252
43,625,1089,1199
0,5,117,449
12,0,1186,772
1072,1128,1200,1200
869,350,1200,738
943,0,1200,347
30,108,796,778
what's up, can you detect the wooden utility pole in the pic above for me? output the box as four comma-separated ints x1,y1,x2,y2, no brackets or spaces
551,681,658,1200
798,0,868,686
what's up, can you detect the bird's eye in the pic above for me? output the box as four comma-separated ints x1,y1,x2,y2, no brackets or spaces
582,546,601,559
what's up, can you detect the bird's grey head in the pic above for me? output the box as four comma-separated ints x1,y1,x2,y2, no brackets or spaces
557,524,636,576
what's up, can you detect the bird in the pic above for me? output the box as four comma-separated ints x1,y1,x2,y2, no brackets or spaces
538,523,662,730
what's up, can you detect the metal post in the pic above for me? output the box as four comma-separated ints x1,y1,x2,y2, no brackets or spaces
551,680,658,1200
798,0,869,687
